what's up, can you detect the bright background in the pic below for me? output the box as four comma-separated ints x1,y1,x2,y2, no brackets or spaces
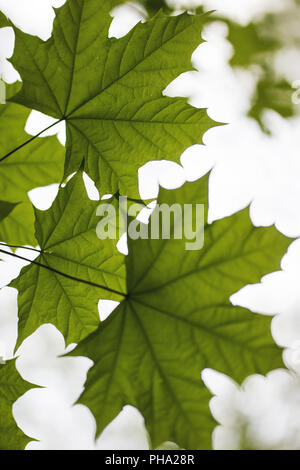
1,0,300,449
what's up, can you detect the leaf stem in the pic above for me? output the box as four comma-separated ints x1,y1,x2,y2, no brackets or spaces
0,247,126,298
0,242,41,253
0,118,64,163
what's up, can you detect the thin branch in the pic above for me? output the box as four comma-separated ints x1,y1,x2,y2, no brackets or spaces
0,242,41,253
0,248,126,298
0,118,64,163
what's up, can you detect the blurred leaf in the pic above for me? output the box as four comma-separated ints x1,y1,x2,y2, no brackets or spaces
224,9,299,129
227,20,279,67
133,0,170,15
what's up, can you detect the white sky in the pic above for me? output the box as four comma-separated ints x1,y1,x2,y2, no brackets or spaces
0,0,300,449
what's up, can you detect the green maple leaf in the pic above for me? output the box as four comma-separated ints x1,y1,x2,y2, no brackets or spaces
249,76,295,133
225,18,296,130
227,21,279,68
9,0,216,197
0,83,65,246
11,172,126,350
70,173,292,449
112,0,170,16
138,0,170,15
0,359,34,450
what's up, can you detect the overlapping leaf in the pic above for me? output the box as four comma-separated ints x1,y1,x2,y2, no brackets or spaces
0,359,34,450
227,20,279,68
10,0,217,197
11,172,126,349
71,173,292,449
225,18,296,130
249,76,295,132
0,83,65,246
0,201,18,223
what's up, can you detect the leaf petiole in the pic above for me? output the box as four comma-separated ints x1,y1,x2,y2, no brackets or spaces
0,247,126,298
0,118,64,163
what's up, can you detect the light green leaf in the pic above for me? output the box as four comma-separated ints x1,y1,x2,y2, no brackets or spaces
10,0,217,197
71,173,292,449
0,359,34,450
225,17,297,129
11,172,126,349
0,83,65,246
